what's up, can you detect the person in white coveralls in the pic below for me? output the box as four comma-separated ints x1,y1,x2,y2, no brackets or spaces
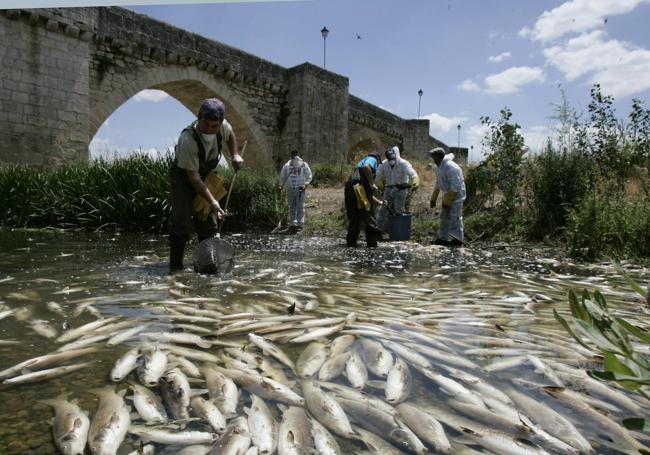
279,150,312,234
428,147,466,247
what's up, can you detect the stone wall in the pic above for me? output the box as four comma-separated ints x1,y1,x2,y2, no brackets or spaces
0,6,447,169
0,9,95,166
281,63,349,166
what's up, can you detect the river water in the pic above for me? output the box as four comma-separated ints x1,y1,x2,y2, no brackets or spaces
0,230,648,454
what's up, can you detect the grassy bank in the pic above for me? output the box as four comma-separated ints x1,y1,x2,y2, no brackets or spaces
0,154,286,233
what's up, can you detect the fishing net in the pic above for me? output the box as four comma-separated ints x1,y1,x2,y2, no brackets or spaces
192,236,235,275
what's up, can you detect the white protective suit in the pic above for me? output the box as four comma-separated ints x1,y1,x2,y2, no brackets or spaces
279,156,312,228
435,153,466,242
375,146,418,230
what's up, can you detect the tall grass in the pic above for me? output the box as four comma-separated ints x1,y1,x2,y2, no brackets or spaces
0,154,286,232
521,146,596,240
565,189,650,260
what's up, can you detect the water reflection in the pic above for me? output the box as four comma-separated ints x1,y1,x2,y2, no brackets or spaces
0,230,648,454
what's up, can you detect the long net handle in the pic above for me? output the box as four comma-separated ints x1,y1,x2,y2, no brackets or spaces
218,140,247,233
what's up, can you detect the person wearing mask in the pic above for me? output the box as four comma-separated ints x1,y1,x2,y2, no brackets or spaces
344,151,383,247
168,98,243,271
375,146,419,234
279,150,313,234
428,147,466,246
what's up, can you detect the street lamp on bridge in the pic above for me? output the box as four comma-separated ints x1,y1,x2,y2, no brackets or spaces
321,26,329,69
417,89,423,118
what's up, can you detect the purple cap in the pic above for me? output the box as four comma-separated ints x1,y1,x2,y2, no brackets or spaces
198,98,225,121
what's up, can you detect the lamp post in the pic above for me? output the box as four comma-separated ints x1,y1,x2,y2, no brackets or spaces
417,89,423,118
321,26,329,69
457,124,461,150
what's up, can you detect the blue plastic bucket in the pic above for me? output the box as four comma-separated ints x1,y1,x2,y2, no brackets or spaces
388,213,412,241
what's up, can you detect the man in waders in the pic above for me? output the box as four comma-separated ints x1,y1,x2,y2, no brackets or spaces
279,150,313,234
428,147,466,247
344,151,383,247
168,98,243,271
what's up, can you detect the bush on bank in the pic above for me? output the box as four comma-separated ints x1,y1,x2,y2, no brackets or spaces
0,154,285,232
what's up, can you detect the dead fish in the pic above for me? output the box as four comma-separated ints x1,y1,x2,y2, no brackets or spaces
396,402,451,454
202,365,239,418
296,342,328,378
244,394,278,454
191,396,227,434
302,380,355,437
385,357,412,404
24,316,54,338
140,331,211,349
129,382,168,424
56,317,120,344
138,344,168,387
3,362,92,385
359,338,394,378
277,406,313,455
111,348,139,382
318,352,351,382
88,387,130,455
345,351,367,389
248,333,296,372
160,367,191,420
0,347,97,381
129,425,217,446
39,393,90,455
208,416,251,453
309,416,342,455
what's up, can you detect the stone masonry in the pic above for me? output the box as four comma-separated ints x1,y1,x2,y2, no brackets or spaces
0,6,449,169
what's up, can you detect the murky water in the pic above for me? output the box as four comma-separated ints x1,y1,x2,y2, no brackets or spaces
0,230,648,454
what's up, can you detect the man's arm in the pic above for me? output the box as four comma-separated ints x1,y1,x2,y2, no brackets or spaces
360,164,376,191
226,129,243,170
186,170,224,218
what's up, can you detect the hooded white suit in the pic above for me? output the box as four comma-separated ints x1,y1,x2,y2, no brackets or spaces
375,147,418,231
435,153,466,242
279,156,312,228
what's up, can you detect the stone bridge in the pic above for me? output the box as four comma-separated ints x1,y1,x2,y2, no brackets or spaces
0,6,450,169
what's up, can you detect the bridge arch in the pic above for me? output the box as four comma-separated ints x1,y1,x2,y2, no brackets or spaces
90,64,272,168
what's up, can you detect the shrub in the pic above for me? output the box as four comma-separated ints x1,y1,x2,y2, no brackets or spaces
522,146,596,240
310,163,345,187
565,188,650,260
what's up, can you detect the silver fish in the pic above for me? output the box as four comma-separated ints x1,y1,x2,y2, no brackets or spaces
302,380,355,437
138,344,168,387
248,333,296,372
345,351,368,389
3,362,92,385
40,393,90,455
385,357,412,404
129,382,167,423
203,366,240,417
88,387,130,455
0,347,97,380
129,425,216,445
160,367,190,420
191,396,227,434
209,416,251,454
309,416,342,455
396,402,451,454
296,342,328,378
318,352,351,381
245,394,278,454
111,348,139,382
278,406,313,455
359,338,394,377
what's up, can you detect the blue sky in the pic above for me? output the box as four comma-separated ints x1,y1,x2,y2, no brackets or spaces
89,0,650,163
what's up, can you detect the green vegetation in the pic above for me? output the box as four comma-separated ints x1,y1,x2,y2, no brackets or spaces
0,154,285,232
462,85,650,260
554,275,650,430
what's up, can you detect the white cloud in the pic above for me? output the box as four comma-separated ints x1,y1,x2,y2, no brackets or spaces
488,51,512,63
133,89,169,103
543,30,650,97
520,0,650,42
89,137,169,161
522,125,551,153
466,124,490,162
457,79,480,92
484,66,545,94
423,112,468,135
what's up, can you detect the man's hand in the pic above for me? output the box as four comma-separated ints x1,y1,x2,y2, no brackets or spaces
232,154,244,171
371,183,379,194
210,200,225,219
442,191,457,209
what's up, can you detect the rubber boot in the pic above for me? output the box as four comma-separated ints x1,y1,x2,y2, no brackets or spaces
169,245,185,271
